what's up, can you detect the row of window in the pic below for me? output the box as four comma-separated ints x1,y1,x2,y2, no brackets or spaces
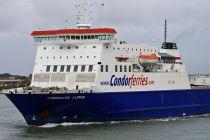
41,55,97,60
46,65,94,73
113,47,157,52
44,46,97,50
100,65,109,72
43,46,155,53
114,65,132,72
99,65,132,73
34,34,114,42
46,65,133,73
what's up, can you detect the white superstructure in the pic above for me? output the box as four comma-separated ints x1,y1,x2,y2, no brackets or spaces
30,27,190,92
29,2,190,92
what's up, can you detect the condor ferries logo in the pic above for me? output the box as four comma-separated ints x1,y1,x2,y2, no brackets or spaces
100,74,155,89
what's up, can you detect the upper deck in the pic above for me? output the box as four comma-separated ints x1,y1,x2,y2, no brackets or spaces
31,28,117,45
31,28,117,36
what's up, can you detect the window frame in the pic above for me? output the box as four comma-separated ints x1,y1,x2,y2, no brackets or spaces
100,65,104,72
73,65,78,72
115,65,118,72
81,65,86,72
60,65,65,72
46,66,51,72
66,65,71,72
124,65,127,72
53,66,58,72
120,65,123,72
88,65,93,72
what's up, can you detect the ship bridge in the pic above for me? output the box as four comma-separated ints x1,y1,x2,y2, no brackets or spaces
31,28,117,46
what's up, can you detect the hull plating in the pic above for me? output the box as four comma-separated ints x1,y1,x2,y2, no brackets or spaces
5,89,210,126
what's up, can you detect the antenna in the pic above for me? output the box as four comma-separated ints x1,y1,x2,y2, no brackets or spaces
74,0,104,29
65,19,68,29
164,19,167,43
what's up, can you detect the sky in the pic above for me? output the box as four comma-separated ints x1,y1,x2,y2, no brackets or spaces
0,0,210,75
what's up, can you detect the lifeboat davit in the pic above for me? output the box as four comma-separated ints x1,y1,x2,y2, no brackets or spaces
116,56,129,62
138,54,159,64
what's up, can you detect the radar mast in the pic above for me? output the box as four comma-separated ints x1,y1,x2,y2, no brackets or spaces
74,0,103,29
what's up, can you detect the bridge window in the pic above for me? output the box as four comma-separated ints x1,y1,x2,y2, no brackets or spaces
99,35,102,40
71,36,76,40
102,35,106,40
84,36,88,39
66,35,70,40
76,36,80,40
95,35,99,39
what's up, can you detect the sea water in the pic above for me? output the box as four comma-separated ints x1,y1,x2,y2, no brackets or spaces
1,94,210,140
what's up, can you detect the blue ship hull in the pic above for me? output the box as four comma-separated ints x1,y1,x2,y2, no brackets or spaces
5,89,210,126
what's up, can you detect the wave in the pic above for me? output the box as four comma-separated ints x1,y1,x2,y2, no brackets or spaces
38,114,210,128
39,122,104,128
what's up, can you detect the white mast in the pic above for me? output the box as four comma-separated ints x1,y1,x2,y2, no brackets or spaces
74,0,104,29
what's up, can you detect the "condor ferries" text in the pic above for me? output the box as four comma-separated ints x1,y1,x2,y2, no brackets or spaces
110,74,154,88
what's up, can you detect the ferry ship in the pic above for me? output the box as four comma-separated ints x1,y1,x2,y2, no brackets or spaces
3,2,210,126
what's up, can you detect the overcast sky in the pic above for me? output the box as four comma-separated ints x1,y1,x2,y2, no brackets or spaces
0,0,210,75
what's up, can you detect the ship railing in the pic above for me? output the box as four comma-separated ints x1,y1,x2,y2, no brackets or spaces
34,39,114,45
2,86,95,94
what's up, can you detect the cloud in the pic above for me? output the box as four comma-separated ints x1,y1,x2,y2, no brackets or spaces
0,0,210,74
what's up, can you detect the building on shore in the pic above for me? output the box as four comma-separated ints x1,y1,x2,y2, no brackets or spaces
0,73,31,91
189,75,210,86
